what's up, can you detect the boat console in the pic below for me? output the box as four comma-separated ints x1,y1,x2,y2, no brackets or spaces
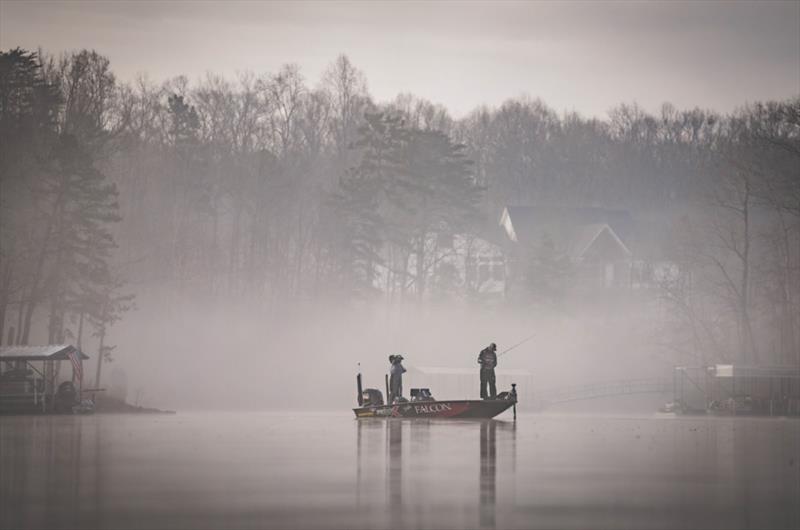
410,388,435,402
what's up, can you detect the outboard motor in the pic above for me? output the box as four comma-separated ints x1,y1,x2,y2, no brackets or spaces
55,381,77,413
361,388,384,407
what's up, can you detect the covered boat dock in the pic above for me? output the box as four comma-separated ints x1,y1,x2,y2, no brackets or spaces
0,345,88,414
674,364,800,416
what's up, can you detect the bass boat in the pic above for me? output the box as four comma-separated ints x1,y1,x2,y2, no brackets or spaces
353,373,517,419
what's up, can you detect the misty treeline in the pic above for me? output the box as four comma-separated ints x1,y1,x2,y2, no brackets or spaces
0,47,798,369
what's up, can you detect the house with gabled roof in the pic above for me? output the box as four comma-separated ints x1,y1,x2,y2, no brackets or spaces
499,206,635,291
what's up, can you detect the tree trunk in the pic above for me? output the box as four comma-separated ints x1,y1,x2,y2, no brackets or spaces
0,259,13,345
739,179,757,364
14,298,25,345
416,236,426,302
21,182,66,345
20,292,37,345
77,311,84,350
95,324,105,388
229,189,242,295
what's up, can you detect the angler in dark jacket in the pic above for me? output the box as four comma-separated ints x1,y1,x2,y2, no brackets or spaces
388,354,407,403
477,343,498,399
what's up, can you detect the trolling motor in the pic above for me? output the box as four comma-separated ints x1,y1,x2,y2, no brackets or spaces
496,383,518,420
55,381,77,414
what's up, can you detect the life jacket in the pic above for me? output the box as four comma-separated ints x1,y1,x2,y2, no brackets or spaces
478,348,497,369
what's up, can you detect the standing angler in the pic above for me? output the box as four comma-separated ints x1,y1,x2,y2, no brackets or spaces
388,354,406,403
477,343,498,400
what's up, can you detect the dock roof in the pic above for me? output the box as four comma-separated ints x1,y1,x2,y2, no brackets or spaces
709,364,800,379
0,344,89,361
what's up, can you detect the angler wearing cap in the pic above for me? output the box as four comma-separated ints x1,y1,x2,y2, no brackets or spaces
388,354,406,403
477,343,498,399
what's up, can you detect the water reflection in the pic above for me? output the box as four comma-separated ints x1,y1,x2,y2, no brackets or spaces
0,416,100,530
479,420,496,528
356,418,516,529
0,413,796,529
386,420,403,524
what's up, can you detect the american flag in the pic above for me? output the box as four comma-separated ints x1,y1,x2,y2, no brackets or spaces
67,349,83,383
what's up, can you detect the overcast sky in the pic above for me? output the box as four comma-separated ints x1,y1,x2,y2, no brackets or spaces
2,0,798,118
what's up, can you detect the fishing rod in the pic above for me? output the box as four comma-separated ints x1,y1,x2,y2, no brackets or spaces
498,332,537,357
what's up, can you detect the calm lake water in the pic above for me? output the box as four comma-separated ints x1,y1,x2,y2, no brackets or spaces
1,411,798,530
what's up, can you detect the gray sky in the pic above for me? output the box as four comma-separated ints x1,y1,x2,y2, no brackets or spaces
2,0,798,118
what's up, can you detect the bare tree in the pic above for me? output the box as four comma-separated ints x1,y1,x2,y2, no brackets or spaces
322,54,369,179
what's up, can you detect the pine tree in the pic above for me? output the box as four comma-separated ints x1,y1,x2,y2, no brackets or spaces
0,48,126,346
0,48,62,344
330,112,483,301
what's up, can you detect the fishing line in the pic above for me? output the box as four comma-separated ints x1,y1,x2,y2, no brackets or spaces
498,333,537,357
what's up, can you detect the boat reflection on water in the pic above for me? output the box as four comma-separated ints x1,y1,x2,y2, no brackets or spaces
387,420,403,523
356,418,517,529
479,420,495,528
480,419,517,529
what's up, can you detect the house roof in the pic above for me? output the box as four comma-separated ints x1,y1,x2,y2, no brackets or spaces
501,206,635,256
565,223,632,259
709,365,800,379
0,344,89,361
503,206,634,243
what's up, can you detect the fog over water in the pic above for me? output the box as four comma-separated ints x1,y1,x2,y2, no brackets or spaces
112,296,664,411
